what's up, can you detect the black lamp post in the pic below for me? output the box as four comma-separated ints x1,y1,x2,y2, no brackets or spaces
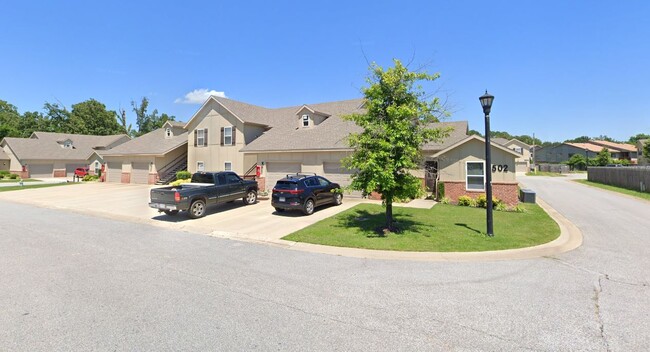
479,90,495,237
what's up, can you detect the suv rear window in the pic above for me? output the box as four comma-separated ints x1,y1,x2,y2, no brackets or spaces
274,180,299,190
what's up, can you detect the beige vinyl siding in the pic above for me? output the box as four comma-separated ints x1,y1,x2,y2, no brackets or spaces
437,139,516,184
131,162,149,184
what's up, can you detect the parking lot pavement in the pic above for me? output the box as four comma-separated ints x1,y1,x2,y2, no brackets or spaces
0,182,364,241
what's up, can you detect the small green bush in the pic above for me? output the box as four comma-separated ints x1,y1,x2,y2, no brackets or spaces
495,202,507,211
9,173,19,179
512,204,526,213
476,194,503,209
176,170,191,180
457,195,475,207
440,197,450,204
0,170,9,176
82,174,99,181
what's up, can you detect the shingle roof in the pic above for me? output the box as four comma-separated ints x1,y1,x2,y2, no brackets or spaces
421,121,469,151
2,132,129,160
239,99,366,152
589,140,636,153
102,127,188,156
566,142,619,153
491,137,510,146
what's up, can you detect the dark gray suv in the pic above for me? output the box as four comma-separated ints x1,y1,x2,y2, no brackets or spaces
271,173,342,215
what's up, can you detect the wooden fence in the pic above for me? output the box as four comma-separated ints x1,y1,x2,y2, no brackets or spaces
587,166,650,193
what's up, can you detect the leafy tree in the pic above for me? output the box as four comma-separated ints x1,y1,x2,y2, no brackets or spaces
116,108,133,136
43,102,71,133
0,100,21,139
564,153,587,170
18,111,48,137
644,141,650,159
490,131,513,140
595,148,612,166
594,135,617,142
342,59,448,233
69,99,123,135
468,129,482,136
564,136,590,143
132,97,175,136
628,133,650,144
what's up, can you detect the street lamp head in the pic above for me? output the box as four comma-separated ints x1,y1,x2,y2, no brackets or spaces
479,90,494,115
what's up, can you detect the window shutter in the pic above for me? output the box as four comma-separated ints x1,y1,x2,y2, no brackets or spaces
204,128,208,146
231,126,236,145
194,130,197,147
220,127,224,146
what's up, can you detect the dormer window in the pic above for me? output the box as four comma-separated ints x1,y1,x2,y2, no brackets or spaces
302,114,309,127
165,128,172,138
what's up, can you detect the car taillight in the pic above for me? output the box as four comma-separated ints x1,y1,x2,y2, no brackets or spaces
174,191,180,202
286,189,303,195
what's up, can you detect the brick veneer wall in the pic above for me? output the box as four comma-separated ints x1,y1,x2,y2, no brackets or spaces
148,173,158,185
444,181,519,206
121,172,130,183
53,169,66,177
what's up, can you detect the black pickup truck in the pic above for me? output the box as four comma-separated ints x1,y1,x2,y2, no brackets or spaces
149,171,258,218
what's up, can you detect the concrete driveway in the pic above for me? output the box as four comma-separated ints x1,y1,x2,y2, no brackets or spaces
0,182,364,241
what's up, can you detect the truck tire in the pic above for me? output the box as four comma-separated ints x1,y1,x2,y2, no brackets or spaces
188,199,206,219
243,190,257,205
164,210,179,216
302,198,315,215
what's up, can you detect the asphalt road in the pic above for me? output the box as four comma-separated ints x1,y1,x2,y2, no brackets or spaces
1,175,648,351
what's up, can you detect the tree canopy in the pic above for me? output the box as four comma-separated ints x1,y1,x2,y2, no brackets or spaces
132,97,175,136
342,59,448,233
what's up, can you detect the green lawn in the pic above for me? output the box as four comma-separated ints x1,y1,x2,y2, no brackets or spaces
0,183,74,192
575,179,650,201
525,171,565,177
0,179,41,183
283,203,559,252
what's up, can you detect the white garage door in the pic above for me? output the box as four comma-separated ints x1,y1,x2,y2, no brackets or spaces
28,164,54,178
131,163,150,184
66,164,86,178
266,162,301,190
107,162,122,183
515,161,528,173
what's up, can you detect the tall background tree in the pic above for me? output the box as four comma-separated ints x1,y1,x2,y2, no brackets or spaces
0,100,21,139
595,148,612,166
132,97,175,136
68,99,123,135
343,59,448,233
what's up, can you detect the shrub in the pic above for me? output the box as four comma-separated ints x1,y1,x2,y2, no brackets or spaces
512,204,526,213
82,174,99,181
9,173,19,179
0,170,9,176
437,182,445,199
495,202,507,211
176,170,191,180
476,194,502,209
457,195,474,207
440,197,450,205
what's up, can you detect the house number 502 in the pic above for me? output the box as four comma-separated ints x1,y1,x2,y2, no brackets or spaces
492,165,508,172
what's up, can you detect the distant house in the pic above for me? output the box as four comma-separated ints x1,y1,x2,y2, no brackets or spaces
0,132,130,178
535,141,636,164
101,121,188,184
492,138,531,172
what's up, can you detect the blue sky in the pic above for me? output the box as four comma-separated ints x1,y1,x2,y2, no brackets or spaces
2,1,648,142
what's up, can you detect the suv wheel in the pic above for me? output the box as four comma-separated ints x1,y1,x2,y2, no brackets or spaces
243,190,257,205
334,193,343,205
188,200,206,219
302,198,315,215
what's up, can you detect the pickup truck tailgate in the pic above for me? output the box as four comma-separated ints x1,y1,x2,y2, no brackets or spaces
150,188,177,203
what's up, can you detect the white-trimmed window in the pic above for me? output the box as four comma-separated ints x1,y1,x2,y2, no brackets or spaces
466,161,485,191
224,162,232,171
165,128,172,138
302,114,309,127
224,126,232,145
197,161,205,172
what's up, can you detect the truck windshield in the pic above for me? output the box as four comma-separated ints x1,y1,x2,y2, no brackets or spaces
191,173,214,183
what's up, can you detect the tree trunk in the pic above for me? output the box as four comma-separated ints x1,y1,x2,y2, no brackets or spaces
386,200,393,231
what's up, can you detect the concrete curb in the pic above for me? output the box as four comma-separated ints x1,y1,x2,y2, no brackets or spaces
206,196,583,262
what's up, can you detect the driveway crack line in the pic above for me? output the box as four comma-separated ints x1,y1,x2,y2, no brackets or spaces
594,275,611,352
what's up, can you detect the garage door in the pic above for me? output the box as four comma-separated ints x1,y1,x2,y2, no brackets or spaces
66,164,86,178
323,162,362,198
107,162,122,183
28,164,54,178
515,161,528,173
131,162,150,184
266,162,301,190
